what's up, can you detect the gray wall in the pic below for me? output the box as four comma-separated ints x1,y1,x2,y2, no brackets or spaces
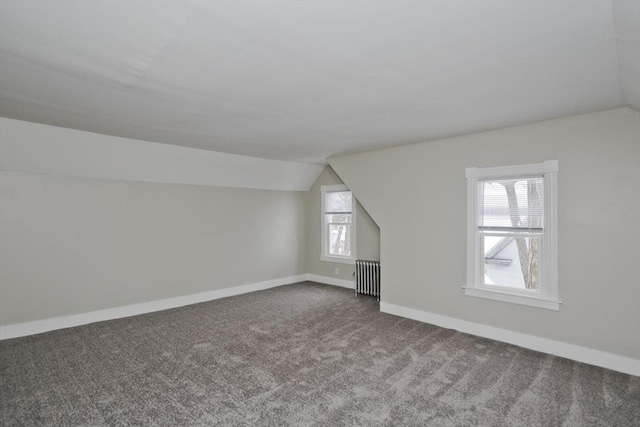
306,166,380,282
329,108,640,360
0,171,307,325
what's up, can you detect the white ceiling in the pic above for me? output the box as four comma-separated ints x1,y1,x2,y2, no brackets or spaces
0,1,638,164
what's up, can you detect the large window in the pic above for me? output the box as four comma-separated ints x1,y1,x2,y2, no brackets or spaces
465,160,559,310
321,184,356,264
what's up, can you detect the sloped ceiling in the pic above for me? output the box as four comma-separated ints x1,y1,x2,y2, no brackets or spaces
0,1,638,164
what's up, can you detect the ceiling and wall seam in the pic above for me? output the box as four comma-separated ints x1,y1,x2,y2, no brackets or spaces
0,118,324,192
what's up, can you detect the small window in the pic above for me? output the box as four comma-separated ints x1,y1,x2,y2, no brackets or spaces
321,184,356,264
465,161,560,310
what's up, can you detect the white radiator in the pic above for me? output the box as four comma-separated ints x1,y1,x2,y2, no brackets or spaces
355,260,380,301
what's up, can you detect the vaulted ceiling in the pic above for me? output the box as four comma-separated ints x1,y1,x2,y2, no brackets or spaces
1,1,638,164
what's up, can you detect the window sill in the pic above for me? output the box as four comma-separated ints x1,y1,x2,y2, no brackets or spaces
463,286,561,311
320,255,355,265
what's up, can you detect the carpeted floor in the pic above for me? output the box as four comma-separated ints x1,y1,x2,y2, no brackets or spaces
1,282,638,426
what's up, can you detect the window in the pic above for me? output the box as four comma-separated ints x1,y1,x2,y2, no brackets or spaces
465,160,559,310
321,184,356,264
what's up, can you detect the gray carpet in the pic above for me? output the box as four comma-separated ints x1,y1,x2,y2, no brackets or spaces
1,282,638,426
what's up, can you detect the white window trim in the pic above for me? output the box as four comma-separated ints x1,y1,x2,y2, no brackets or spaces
464,160,560,310
321,184,356,265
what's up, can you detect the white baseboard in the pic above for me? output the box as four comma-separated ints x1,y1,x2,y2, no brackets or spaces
5,277,636,377
306,274,355,289
380,302,640,377
0,274,307,340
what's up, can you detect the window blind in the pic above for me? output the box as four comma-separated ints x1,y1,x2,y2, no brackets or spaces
478,176,544,232
325,191,352,214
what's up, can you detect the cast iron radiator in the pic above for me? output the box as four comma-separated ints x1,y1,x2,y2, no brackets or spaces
355,259,381,301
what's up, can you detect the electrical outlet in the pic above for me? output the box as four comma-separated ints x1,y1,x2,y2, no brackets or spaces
335,267,339,276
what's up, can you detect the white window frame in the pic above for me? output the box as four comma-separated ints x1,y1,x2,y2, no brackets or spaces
464,160,560,310
321,184,356,264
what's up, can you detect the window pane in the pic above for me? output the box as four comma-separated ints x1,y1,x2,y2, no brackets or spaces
329,224,351,256
484,235,540,290
326,191,352,213
325,213,352,224
479,177,543,229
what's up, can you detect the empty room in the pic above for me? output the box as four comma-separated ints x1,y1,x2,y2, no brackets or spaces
1,1,639,425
